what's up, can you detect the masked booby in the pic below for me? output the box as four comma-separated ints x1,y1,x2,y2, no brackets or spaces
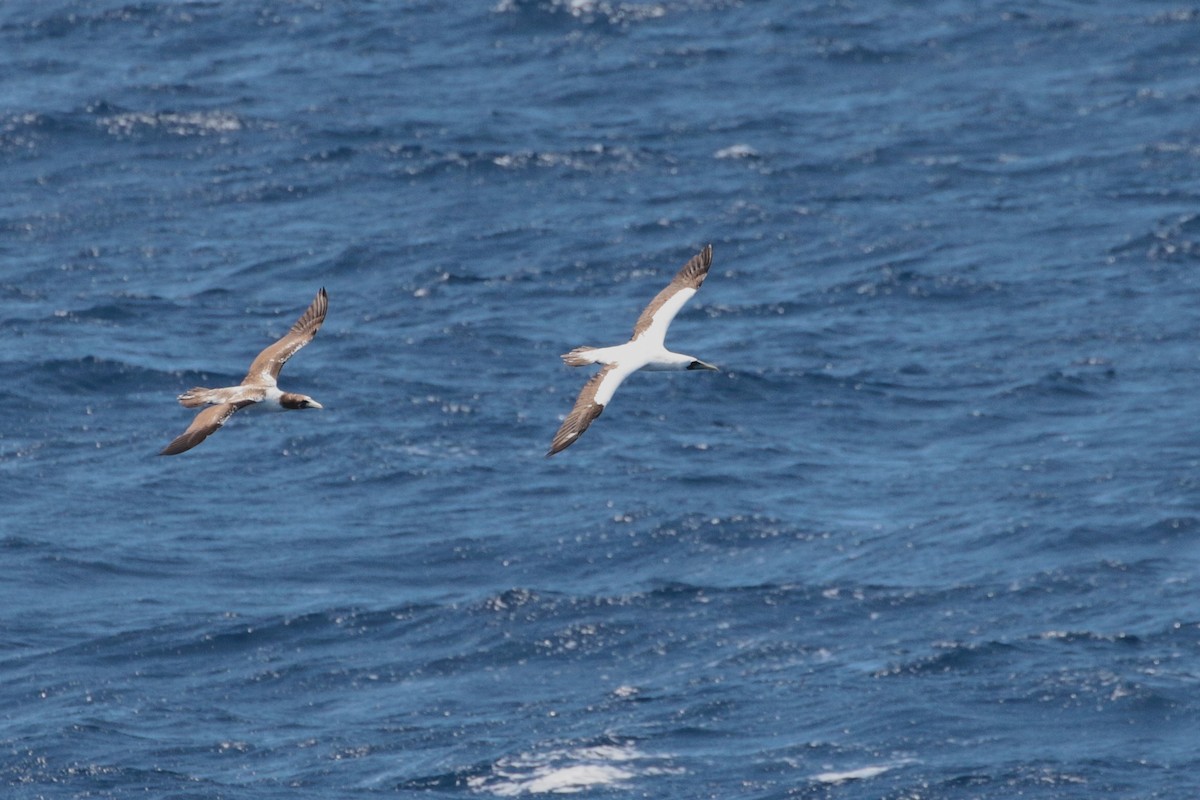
548,245,718,457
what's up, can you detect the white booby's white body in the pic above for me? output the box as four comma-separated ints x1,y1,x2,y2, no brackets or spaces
548,245,718,456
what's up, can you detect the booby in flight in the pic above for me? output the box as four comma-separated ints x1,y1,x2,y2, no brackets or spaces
548,245,718,457
161,288,327,455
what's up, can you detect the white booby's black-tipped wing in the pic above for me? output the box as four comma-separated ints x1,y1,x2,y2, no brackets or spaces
243,288,328,386
630,244,712,346
547,364,632,456
160,400,254,456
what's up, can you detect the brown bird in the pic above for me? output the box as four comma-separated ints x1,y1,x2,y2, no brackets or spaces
161,288,327,455
548,245,718,457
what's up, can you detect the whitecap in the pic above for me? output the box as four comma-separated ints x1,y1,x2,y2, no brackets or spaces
811,764,892,784
97,110,244,138
468,740,679,795
714,144,759,159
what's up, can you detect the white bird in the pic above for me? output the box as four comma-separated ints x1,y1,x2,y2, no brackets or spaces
548,244,718,457
161,288,327,455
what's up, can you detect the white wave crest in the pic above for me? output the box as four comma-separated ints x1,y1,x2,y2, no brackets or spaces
98,110,244,138
468,741,680,795
812,763,893,784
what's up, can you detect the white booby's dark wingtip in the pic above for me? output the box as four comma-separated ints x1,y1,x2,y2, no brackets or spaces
547,366,617,457
631,245,715,341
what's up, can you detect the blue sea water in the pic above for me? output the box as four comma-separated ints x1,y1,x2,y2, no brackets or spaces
3,0,1200,797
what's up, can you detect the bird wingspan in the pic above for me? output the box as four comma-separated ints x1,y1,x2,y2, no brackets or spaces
243,287,328,386
630,244,712,344
160,400,254,456
547,364,630,456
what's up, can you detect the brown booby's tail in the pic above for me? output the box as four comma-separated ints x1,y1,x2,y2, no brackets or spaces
177,387,215,408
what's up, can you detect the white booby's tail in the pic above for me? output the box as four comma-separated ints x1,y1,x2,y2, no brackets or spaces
561,347,599,367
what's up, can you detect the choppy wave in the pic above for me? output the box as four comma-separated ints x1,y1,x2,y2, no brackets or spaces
96,109,245,139
4,1,1200,798
493,0,669,27
465,738,680,796
811,762,897,784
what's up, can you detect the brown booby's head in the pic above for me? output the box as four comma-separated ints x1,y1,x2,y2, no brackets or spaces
280,392,324,410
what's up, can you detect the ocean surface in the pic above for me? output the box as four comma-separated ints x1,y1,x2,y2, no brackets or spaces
3,1,1200,797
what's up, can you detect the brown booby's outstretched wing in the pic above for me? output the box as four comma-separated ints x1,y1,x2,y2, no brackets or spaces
160,400,253,456
243,288,327,386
